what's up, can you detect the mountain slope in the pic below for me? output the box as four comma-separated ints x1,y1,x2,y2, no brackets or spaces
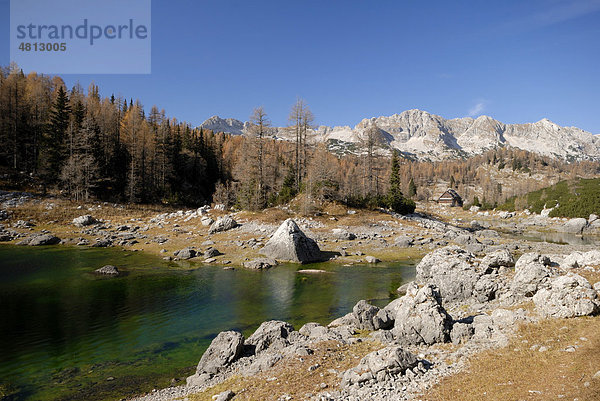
199,110,600,161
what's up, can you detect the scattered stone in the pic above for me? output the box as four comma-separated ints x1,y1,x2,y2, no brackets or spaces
213,390,235,401
332,228,356,241
394,235,413,247
201,217,215,227
174,247,197,260
0,210,8,220
260,219,322,264
27,234,61,246
208,216,238,234
204,258,217,263
297,269,327,274
244,258,278,270
94,265,119,275
73,215,97,227
342,347,418,386
365,256,381,264
204,247,221,258
92,238,112,248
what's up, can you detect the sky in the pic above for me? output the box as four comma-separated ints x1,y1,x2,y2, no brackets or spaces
1,0,600,132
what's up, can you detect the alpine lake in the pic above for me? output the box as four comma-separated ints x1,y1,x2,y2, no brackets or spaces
0,244,417,400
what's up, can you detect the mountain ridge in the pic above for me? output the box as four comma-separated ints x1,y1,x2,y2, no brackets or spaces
199,110,600,161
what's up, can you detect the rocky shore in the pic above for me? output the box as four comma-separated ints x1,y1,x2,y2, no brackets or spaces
129,246,600,401
1,190,600,399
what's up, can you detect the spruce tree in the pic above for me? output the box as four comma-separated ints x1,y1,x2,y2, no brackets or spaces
39,86,70,184
387,151,415,214
408,177,417,198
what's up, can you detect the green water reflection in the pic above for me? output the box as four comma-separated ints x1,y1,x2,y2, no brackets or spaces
0,245,416,400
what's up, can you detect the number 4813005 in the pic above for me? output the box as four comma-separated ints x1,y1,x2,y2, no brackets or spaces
19,42,67,51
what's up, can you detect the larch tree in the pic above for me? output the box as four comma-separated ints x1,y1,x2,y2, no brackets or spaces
249,106,270,208
288,98,314,193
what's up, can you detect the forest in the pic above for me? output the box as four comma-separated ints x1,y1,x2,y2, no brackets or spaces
1,64,598,214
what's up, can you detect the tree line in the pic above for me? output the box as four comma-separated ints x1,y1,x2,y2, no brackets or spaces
1,64,596,213
0,64,228,205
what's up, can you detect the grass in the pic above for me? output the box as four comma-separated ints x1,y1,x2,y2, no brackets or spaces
3,195,429,266
188,340,382,401
424,316,600,401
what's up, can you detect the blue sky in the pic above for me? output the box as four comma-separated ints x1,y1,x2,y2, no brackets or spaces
2,0,600,132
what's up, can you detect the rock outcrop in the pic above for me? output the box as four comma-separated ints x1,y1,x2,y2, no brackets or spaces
194,331,244,377
260,219,322,263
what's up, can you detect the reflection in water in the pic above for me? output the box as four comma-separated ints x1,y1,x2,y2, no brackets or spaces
524,231,599,246
0,245,415,400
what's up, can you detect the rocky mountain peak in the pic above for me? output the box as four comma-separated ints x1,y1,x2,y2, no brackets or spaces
198,110,599,162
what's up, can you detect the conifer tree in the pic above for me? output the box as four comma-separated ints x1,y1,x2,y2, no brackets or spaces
39,86,70,184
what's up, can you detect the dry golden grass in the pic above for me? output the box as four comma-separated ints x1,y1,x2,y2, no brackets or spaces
424,316,600,401
188,340,382,401
578,270,600,287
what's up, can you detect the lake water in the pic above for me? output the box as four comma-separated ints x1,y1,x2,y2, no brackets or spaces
0,245,416,400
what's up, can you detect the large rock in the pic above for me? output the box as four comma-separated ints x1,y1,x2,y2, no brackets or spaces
533,273,600,318
393,284,452,345
415,246,479,303
562,250,600,269
511,253,554,297
27,234,61,246
342,347,418,385
72,215,96,227
245,320,295,353
352,300,380,331
195,331,244,376
174,247,197,260
561,218,588,234
208,216,238,234
260,219,322,263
